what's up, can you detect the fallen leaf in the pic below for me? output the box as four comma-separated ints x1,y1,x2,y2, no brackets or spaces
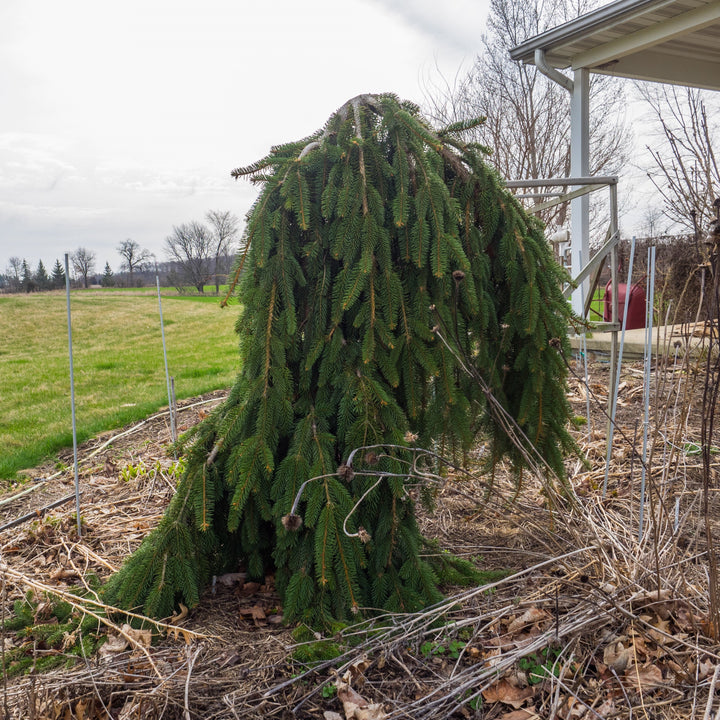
170,603,189,624
603,640,630,672
216,572,246,588
239,581,261,595
122,623,152,649
557,696,586,719
343,655,371,684
337,681,368,709
482,679,535,709
625,663,664,691
648,617,671,642
98,633,129,660
354,705,386,720
324,713,343,720
507,608,550,635
501,710,537,720
595,698,615,716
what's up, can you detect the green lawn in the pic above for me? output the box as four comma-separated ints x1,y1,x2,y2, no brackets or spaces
587,287,605,321
0,289,239,479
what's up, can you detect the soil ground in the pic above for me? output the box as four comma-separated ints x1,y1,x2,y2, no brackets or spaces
0,356,719,719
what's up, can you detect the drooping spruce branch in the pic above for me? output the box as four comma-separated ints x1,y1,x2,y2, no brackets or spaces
103,93,577,624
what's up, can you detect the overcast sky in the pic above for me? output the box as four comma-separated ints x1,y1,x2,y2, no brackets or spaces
0,0,491,275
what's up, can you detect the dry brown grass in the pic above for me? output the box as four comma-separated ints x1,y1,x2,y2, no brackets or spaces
1,344,719,718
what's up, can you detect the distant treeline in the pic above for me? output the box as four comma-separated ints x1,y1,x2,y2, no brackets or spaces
2,211,243,295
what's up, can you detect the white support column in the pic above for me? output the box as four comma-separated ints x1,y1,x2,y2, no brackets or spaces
570,67,590,317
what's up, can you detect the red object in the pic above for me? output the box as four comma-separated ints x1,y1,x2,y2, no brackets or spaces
603,281,646,329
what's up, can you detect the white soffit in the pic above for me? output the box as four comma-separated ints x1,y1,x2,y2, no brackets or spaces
509,0,720,91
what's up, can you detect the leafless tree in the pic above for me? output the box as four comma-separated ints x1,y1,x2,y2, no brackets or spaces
639,84,720,237
70,247,96,289
423,0,630,235
164,221,215,293
117,239,151,287
205,210,239,293
5,257,22,292
638,205,669,239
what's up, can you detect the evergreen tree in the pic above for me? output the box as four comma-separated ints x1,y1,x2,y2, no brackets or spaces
103,94,576,624
51,259,66,289
101,262,115,287
20,259,35,293
35,260,49,291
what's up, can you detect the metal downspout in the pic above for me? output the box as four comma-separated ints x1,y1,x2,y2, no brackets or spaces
534,49,573,92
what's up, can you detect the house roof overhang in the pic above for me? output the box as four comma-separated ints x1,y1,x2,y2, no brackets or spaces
509,0,720,91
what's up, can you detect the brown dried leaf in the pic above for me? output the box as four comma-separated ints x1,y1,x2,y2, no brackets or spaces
216,572,246,588
697,658,716,680
342,655,371,684
170,603,189,624
557,696,586,719
337,681,368,709
482,679,535,709
595,698,616,716
603,641,630,673
98,633,129,660
507,608,550,635
501,710,537,720
122,623,152,649
354,705,386,720
625,663,665,691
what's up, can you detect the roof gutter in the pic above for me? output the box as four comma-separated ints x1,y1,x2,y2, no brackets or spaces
534,49,574,92
510,0,676,62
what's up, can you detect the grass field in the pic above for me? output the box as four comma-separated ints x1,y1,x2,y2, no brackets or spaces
0,289,239,480
587,287,605,321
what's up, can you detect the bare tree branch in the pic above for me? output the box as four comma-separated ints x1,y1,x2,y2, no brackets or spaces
70,247,96,289
639,84,720,235
423,0,630,237
164,222,215,294
205,210,240,294
117,239,151,287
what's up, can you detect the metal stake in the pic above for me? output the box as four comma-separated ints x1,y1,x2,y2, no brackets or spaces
603,236,637,496
64,254,82,537
156,275,177,446
639,244,657,541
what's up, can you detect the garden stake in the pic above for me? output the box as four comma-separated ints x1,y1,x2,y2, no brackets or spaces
156,274,177,447
639,244,657,541
603,235,636,497
64,253,82,538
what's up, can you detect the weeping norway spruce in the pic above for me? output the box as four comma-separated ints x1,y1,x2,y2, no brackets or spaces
102,93,576,624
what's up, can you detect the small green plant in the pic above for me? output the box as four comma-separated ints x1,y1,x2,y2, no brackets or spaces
119,458,185,483
683,442,720,456
321,683,337,699
421,638,466,660
518,647,562,684
291,624,345,665
120,459,148,482
460,689,483,711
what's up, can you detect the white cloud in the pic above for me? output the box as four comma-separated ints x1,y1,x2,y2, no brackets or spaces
0,0,491,274
368,0,488,56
